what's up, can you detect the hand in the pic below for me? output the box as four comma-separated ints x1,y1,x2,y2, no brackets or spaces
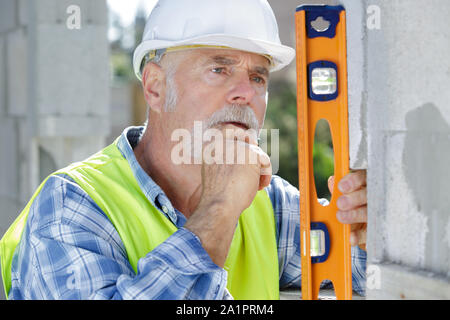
199,125,272,215
328,170,367,251
185,125,272,267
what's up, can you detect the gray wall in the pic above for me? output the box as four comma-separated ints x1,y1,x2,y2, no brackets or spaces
0,0,110,300
361,0,450,299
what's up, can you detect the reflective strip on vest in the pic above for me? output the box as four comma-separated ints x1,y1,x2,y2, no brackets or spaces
0,140,279,299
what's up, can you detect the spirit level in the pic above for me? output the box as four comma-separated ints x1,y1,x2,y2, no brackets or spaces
295,5,352,300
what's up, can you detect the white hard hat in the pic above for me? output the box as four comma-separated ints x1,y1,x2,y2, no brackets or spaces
133,0,295,80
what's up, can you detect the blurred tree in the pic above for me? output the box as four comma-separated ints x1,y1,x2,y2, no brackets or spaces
109,5,148,84
264,80,334,200
134,4,147,50
109,10,124,51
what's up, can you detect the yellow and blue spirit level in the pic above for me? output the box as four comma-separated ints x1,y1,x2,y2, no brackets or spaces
295,5,352,300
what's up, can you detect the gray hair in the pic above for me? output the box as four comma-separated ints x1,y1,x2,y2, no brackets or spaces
141,51,180,134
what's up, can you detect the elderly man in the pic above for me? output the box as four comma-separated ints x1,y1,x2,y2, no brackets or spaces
1,0,367,300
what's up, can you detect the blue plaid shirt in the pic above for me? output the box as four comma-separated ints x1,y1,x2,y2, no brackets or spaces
8,126,366,299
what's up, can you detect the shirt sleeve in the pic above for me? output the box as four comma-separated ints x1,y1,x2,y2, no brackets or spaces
264,175,367,296
9,174,230,300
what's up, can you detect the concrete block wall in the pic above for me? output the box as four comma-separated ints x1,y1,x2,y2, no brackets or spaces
362,0,450,299
337,0,450,298
0,0,110,300
0,0,28,249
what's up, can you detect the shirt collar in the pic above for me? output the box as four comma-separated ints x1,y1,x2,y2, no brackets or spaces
116,126,178,224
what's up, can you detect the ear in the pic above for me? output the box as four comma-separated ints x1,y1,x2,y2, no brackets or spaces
142,62,165,114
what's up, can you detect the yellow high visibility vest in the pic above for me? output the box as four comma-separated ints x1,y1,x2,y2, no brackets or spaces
1,139,279,299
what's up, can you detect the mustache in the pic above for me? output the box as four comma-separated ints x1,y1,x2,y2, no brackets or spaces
203,105,261,132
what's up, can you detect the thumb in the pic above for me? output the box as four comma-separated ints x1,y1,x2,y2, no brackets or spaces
328,175,335,195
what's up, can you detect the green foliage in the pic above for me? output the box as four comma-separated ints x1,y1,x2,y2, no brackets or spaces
264,80,334,200
111,52,135,82
264,80,299,186
313,137,334,200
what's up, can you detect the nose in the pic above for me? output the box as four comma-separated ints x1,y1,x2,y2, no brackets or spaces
225,72,256,105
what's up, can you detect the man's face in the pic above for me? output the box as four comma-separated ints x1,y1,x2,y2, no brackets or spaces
160,48,270,137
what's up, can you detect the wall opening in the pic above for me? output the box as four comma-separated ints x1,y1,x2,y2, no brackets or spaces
313,119,334,203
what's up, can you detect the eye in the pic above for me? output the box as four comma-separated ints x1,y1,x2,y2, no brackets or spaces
211,67,226,74
251,75,266,85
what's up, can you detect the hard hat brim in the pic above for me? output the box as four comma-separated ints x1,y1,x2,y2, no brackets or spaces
133,34,296,80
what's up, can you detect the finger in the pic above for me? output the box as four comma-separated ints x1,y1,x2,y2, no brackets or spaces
338,170,367,193
223,126,258,146
328,176,335,195
221,138,253,165
259,172,272,190
350,225,367,247
233,141,272,172
224,137,272,190
336,206,367,224
259,160,272,179
336,188,367,211
253,145,271,169
245,143,272,190
249,144,272,174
